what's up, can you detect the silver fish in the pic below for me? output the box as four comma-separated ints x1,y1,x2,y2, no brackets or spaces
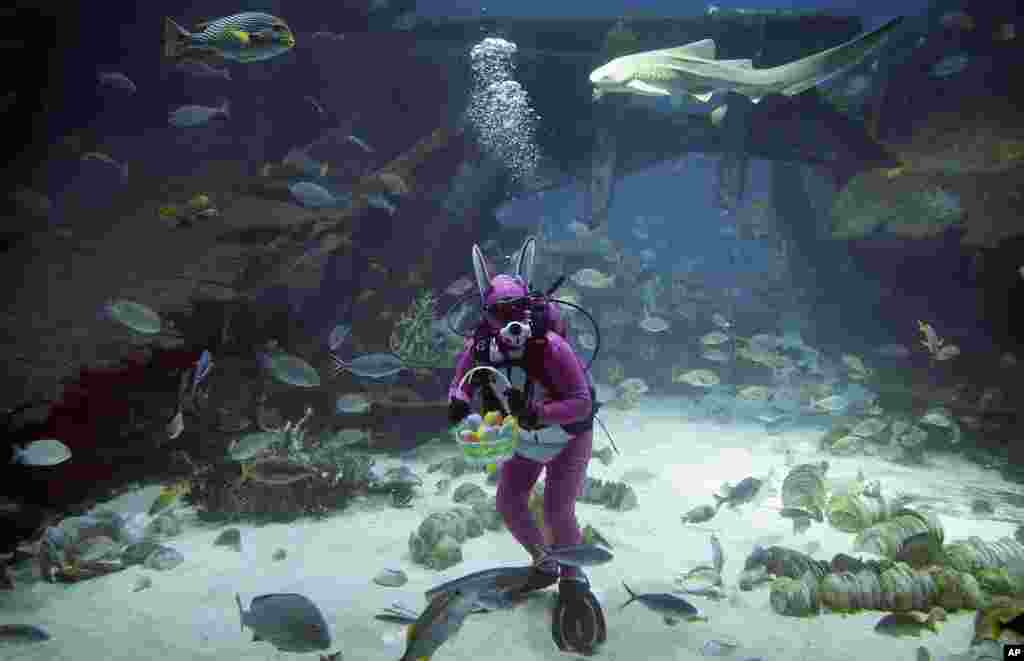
676,586,726,600
331,352,405,379
620,583,705,626
168,99,230,128
97,71,136,93
346,134,373,152
545,543,614,567
166,410,185,441
289,181,338,208
424,565,535,603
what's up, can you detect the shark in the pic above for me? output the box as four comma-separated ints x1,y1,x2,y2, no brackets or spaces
589,16,903,104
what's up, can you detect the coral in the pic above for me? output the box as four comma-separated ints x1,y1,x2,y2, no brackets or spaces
408,502,503,570
389,290,458,369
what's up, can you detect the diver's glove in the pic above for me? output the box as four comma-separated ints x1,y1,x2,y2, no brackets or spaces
551,575,607,656
447,398,471,425
506,388,541,430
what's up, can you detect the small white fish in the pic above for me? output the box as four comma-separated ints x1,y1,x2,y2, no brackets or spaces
167,409,185,440
81,151,128,179
931,54,969,78
175,59,231,80
97,71,136,93
811,395,848,413
11,439,71,466
168,99,230,127
289,181,337,208
346,134,373,152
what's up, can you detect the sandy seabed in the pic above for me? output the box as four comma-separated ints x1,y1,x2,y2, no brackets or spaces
2,397,1020,661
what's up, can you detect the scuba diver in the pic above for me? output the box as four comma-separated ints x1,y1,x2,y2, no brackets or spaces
446,236,607,655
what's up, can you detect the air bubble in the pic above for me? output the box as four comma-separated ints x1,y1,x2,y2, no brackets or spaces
465,37,542,187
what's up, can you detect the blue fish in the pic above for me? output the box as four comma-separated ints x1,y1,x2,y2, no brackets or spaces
169,99,230,127
367,194,397,215
288,181,337,208
97,71,136,93
191,350,213,398
330,352,405,379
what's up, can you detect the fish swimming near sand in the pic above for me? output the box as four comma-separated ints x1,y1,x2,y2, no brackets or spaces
620,583,706,626
545,544,614,567
714,476,762,509
236,592,331,653
424,565,536,603
590,17,903,103
399,589,479,661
